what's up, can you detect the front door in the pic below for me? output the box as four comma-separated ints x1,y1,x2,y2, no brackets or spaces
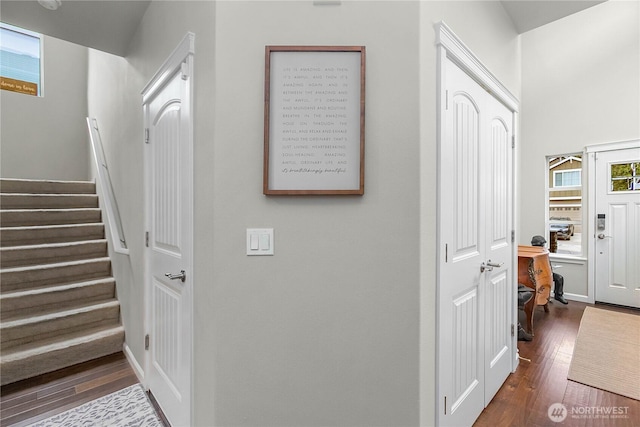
594,146,640,308
438,56,514,426
144,37,194,427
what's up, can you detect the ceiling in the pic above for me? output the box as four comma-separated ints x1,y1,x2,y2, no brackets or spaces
500,0,607,33
0,0,607,56
0,0,151,56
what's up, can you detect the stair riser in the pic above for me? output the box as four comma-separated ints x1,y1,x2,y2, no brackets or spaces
0,225,104,247
1,260,111,292
0,179,96,195
1,241,108,268
0,280,116,320
1,304,120,349
0,179,124,386
0,209,102,227
0,328,124,386
1,194,98,209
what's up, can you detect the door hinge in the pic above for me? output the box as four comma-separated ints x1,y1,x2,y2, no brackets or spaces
445,90,449,110
145,231,149,247
511,230,515,243
181,61,190,80
145,128,150,144
512,135,515,148
445,243,448,263
145,334,150,350
444,395,447,415
511,324,515,337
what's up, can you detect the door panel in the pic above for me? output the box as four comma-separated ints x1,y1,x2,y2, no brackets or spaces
153,104,182,254
452,94,480,261
595,147,640,308
451,288,480,411
152,278,181,396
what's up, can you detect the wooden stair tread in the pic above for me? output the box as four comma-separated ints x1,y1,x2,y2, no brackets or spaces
1,299,120,329
0,222,104,231
0,240,108,269
1,257,111,274
0,223,106,246
0,325,125,360
0,277,116,299
0,277,117,321
0,208,102,226
0,179,96,194
0,239,107,252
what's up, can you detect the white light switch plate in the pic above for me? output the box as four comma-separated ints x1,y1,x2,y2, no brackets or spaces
246,228,274,256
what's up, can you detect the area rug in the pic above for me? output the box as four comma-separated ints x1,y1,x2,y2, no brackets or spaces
568,306,640,400
27,384,163,427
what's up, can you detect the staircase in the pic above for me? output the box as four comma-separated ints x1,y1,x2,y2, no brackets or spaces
0,178,124,386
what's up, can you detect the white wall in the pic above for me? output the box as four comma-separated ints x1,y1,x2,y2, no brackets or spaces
1,36,89,180
519,0,640,297
86,47,147,368
211,3,421,425
87,1,519,426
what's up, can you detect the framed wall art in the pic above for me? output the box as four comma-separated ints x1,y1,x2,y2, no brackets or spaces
264,46,365,195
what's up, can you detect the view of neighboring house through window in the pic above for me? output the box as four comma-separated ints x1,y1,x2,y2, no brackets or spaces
0,23,42,96
547,154,583,256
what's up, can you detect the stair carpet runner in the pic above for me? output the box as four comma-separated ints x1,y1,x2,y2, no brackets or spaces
0,178,124,386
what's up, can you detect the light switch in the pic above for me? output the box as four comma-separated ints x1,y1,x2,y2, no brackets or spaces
247,228,274,256
260,233,270,250
250,234,259,250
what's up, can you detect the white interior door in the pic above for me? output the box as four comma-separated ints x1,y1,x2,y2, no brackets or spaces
438,56,514,427
483,94,514,401
144,40,194,427
594,146,640,308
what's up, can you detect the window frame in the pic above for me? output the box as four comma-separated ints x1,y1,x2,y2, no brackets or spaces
546,152,585,259
0,22,43,96
609,161,640,193
552,168,582,188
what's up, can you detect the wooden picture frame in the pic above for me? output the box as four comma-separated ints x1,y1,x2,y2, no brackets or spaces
264,46,365,195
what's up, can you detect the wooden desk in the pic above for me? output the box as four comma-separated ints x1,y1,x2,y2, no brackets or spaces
518,245,552,335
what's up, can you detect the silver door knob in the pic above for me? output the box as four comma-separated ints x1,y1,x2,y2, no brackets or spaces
165,270,186,282
597,234,612,239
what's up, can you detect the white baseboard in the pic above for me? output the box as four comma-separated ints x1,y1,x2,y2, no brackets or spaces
123,343,145,384
555,292,593,304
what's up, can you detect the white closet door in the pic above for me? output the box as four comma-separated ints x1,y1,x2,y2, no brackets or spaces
438,57,514,426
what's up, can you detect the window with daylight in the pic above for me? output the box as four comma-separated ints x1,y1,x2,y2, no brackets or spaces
0,23,42,96
610,162,640,192
547,154,583,256
553,169,581,188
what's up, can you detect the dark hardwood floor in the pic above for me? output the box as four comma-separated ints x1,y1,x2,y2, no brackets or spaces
1,302,638,427
475,300,640,427
0,352,140,427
